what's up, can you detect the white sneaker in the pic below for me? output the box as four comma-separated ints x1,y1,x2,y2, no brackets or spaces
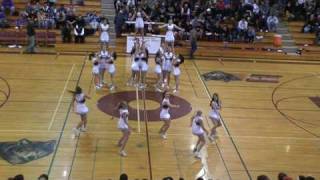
208,135,215,141
72,128,80,137
160,133,167,139
173,89,178,93
155,87,162,92
119,150,127,157
80,126,87,132
109,84,115,91
194,152,201,159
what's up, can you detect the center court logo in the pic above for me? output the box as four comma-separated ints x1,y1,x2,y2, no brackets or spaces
97,91,192,121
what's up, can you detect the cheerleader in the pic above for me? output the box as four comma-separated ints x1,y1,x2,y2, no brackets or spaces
172,54,184,93
92,60,100,89
117,101,131,157
106,52,117,90
191,110,208,159
159,91,179,139
137,41,149,89
98,46,110,87
71,86,91,137
131,7,149,37
154,51,162,91
159,19,184,49
127,38,140,86
99,18,110,49
208,93,222,141
162,47,174,90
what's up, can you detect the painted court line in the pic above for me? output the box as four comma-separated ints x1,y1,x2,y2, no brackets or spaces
1,129,318,141
48,64,75,130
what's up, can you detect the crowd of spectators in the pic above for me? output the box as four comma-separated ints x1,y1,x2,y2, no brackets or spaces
0,0,106,43
113,0,283,43
283,0,320,45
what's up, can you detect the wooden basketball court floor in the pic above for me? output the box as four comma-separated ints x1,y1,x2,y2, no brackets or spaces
0,53,319,180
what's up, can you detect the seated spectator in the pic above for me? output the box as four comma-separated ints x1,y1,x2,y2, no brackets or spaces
246,26,256,42
56,11,66,29
257,175,270,180
1,0,14,15
267,14,279,32
0,9,9,28
62,23,72,43
238,17,248,39
114,9,126,37
74,23,85,43
38,174,48,180
314,29,320,45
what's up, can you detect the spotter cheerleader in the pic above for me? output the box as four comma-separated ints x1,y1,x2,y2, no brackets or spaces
98,47,110,87
162,47,174,90
159,91,179,139
172,54,184,93
99,18,110,49
106,51,117,90
208,93,222,141
154,51,162,91
71,86,91,137
137,41,149,89
128,38,140,86
191,110,208,159
117,101,131,157
159,19,184,49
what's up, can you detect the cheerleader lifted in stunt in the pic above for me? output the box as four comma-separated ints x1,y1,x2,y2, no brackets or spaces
208,93,222,141
116,101,131,157
191,110,208,159
159,19,184,49
70,86,91,137
159,91,179,139
99,18,110,49
131,7,150,38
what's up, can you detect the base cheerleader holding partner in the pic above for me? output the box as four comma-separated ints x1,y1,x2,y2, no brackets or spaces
116,101,131,157
159,91,179,139
191,110,208,159
162,47,174,90
106,52,117,90
172,54,184,93
208,93,222,141
98,47,110,87
127,38,140,86
92,60,100,89
154,51,162,91
137,44,149,89
71,86,91,137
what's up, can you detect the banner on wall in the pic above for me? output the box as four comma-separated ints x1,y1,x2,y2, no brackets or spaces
126,36,162,54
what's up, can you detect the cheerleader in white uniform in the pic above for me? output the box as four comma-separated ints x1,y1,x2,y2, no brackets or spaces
137,41,149,89
106,52,117,90
191,110,208,159
116,101,131,157
127,38,140,86
71,86,91,137
92,60,100,89
154,52,162,91
98,47,110,87
162,47,174,90
172,54,184,93
159,91,179,139
131,7,149,37
208,93,222,141
99,18,110,49
159,19,184,49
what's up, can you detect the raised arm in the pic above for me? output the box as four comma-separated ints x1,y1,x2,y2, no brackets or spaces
174,24,184,31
